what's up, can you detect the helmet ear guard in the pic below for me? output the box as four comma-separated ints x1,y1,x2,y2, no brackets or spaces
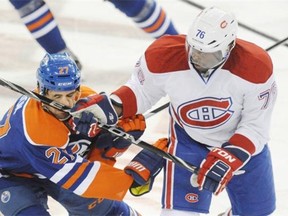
186,6,238,70
37,53,81,95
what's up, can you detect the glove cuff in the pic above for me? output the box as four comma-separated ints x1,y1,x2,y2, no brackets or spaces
98,92,118,125
129,179,152,197
222,142,251,163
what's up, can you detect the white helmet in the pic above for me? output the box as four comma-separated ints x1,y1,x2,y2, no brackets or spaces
186,7,238,70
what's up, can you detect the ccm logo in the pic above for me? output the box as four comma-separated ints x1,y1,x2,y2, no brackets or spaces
178,97,233,129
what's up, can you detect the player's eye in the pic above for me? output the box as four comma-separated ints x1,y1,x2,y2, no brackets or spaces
67,91,76,98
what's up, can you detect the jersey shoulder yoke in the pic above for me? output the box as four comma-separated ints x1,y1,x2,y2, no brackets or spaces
24,99,70,148
223,39,273,83
145,35,189,73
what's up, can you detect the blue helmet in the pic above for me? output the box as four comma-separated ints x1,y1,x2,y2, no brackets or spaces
37,53,81,94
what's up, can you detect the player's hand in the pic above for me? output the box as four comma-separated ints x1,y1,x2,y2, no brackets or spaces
70,92,118,126
104,114,146,158
96,114,146,159
125,138,168,196
191,143,251,195
68,112,100,137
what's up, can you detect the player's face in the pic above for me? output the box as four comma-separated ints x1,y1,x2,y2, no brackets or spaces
190,47,224,70
45,90,80,120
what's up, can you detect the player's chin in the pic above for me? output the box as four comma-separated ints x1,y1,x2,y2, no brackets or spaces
55,112,70,120
194,64,207,71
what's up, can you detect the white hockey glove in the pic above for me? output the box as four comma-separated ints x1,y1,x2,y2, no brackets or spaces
70,92,118,126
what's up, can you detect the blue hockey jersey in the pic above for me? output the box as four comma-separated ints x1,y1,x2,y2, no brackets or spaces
0,86,133,201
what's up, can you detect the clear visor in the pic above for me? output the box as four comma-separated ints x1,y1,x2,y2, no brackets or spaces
187,45,227,70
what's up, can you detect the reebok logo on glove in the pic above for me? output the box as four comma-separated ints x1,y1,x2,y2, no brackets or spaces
109,112,116,123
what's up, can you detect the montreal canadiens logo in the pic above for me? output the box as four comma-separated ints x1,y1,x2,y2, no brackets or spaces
1,191,11,203
185,193,199,203
178,97,233,129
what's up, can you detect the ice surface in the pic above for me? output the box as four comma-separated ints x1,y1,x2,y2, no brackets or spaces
0,0,287,215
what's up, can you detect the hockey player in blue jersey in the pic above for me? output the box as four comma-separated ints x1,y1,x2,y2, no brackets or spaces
0,53,167,215
9,0,179,69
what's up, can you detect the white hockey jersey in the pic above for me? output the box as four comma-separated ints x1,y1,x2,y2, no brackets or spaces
112,35,277,155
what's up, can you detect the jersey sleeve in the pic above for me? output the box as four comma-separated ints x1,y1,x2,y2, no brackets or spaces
21,142,133,201
224,39,277,155
112,55,169,117
228,75,277,155
112,35,187,117
21,95,133,201
79,85,97,98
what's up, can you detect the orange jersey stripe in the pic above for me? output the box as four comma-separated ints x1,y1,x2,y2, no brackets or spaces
24,99,70,147
143,9,166,33
11,172,34,178
0,107,13,138
79,86,97,98
63,161,90,188
87,148,116,166
25,86,95,148
82,164,133,201
27,12,53,31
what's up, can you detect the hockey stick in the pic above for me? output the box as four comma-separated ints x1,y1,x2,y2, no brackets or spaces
0,77,197,174
266,36,288,51
75,36,281,170
179,0,288,49
0,78,71,112
144,102,169,119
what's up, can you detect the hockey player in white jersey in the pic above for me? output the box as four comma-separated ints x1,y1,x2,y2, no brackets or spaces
70,6,277,216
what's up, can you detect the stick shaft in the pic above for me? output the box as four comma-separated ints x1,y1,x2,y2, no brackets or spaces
0,77,198,174
144,102,169,118
266,36,288,51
